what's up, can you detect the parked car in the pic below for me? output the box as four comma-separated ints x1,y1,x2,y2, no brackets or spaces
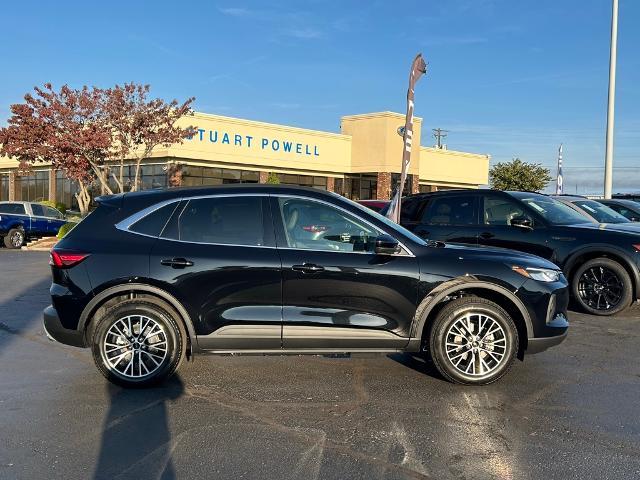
552,195,636,226
394,189,640,316
357,199,390,213
0,201,66,249
613,193,640,203
43,185,569,388
598,199,640,222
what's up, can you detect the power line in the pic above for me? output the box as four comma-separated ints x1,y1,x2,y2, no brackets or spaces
432,128,449,148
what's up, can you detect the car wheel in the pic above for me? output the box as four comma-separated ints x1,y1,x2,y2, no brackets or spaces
4,228,25,249
572,258,632,316
429,297,518,385
91,299,186,388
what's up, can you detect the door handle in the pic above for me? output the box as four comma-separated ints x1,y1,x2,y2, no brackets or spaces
292,263,325,274
480,232,494,239
160,258,194,269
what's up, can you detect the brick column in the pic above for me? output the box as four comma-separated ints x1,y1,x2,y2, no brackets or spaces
48,169,57,202
326,177,335,193
259,171,269,184
9,171,18,201
410,174,420,194
376,172,392,200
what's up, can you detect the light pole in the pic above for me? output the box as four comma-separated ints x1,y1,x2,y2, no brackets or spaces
604,0,619,199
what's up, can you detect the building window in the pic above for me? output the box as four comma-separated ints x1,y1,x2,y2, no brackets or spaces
182,166,260,186
0,174,8,201
18,170,49,202
341,174,377,200
275,174,327,190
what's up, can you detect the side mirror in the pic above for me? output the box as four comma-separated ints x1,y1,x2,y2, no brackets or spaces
374,234,401,255
510,216,533,229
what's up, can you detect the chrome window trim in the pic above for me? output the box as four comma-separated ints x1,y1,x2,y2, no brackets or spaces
115,192,415,256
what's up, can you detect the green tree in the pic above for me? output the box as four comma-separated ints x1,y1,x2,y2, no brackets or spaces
266,172,280,184
489,158,552,192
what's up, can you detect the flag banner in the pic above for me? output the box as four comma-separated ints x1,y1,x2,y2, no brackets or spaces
387,53,427,223
556,144,563,195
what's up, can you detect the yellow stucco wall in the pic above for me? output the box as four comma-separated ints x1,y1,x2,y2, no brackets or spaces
419,146,489,188
0,110,490,188
341,112,421,176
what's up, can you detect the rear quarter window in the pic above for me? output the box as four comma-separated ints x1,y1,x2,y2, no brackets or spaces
129,202,179,237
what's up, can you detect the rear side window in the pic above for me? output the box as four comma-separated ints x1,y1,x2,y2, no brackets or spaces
163,196,264,246
0,203,26,215
422,196,478,225
129,202,179,237
31,204,45,216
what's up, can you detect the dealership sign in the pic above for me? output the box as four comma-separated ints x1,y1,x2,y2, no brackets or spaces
188,128,320,156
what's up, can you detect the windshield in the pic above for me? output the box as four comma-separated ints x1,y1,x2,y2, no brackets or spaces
517,196,594,225
572,200,630,224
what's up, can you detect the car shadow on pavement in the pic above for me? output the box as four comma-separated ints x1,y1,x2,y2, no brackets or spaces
93,376,185,480
386,352,445,381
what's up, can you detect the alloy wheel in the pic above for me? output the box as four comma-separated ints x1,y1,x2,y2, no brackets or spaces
102,315,168,379
11,231,23,248
577,266,623,311
445,312,507,377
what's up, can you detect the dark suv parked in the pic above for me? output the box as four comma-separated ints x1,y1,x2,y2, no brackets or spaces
395,189,640,316
44,185,569,387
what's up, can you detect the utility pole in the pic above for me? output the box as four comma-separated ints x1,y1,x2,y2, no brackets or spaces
604,0,619,199
432,128,449,149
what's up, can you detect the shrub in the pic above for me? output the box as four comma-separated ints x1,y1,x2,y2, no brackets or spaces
266,172,280,184
57,222,77,239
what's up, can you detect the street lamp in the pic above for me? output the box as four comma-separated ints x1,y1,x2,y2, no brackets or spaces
604,0,619,199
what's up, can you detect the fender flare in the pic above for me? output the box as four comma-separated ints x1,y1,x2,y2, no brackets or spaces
410,278,534,340
563,245,640,298
78,283,198,348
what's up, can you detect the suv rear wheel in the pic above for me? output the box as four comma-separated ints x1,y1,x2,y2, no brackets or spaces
90,299,186,388
429,297,518,385
573,258,632,316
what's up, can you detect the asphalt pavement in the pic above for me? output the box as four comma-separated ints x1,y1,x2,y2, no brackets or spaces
0,250,639,480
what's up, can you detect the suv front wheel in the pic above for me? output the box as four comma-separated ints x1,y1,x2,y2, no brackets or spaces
91,299,186,388
429,297,518,385
573,258,632,316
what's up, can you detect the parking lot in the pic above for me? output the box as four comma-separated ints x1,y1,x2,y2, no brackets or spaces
1,250,639,480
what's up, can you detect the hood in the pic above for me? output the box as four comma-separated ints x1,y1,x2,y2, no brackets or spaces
435,243,560,270
559,221,640,236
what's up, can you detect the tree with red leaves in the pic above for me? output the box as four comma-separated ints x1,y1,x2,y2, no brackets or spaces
104,84,195,192
0,84,110,215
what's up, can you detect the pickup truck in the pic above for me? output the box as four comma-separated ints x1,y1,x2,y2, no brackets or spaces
0,201,67,249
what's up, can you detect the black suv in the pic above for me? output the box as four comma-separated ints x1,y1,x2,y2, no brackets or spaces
43,185,568,387
396,189,640,316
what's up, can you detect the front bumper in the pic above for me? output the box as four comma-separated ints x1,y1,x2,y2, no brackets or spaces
526,311,569,353
43,305,86,348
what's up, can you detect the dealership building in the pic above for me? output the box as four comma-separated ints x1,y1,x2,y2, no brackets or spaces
0,110,489,208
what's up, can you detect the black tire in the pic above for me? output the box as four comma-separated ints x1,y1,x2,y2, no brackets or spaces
4,228,25,249
91,298,186,388
572,258,632,316
428,297,518,386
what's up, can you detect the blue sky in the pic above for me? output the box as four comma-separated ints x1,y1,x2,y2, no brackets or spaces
1,0,638,194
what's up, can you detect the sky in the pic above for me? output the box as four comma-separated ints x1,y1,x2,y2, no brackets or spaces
1,0,638,194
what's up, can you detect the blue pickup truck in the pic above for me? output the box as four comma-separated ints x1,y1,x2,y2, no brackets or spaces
0,201,67,249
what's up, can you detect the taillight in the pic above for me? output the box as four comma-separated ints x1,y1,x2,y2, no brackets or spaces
49,249,90,268
633,244,640,252
302,225,329,233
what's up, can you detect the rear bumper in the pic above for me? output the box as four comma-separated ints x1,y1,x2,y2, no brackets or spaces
43,305,86,348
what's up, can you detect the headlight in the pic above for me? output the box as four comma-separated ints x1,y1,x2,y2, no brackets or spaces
512,266,561,282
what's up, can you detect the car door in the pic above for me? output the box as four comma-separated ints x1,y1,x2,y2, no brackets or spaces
44,206,66,234
272,195,419,349
149,195,283,350
29,203,49,236
477,194,554,260
403,194,480,245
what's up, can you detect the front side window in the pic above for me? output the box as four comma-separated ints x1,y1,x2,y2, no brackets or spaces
278,198,380,252
45,207,62,219
0,203,26,215
422,196,478,225
483,197,527,225
164,196,264,246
